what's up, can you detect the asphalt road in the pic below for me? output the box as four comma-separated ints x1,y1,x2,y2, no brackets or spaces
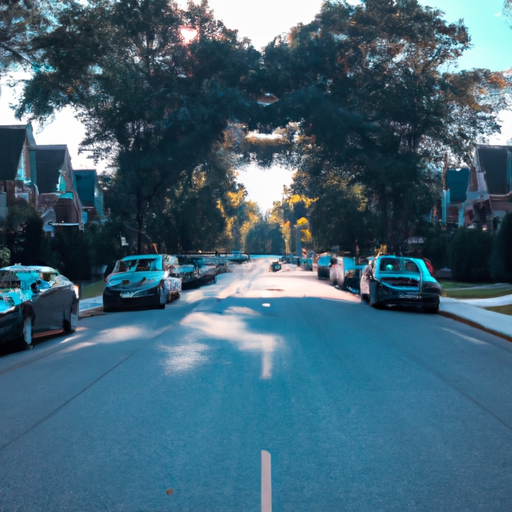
1,259,512,511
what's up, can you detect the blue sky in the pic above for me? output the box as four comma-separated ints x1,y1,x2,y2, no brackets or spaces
418,0,512,71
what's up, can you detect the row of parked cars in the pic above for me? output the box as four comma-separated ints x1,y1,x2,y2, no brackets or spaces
315,253,442,313
0,253,230,351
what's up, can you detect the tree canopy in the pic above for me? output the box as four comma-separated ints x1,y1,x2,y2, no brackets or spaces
5,0,509,257
259,0,506,252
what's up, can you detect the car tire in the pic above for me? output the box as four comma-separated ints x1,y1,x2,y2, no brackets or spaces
369,284,381,309
423,304,439,314
20,316,34,350
63,307,78,333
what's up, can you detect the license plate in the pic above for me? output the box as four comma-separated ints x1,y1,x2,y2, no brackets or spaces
400,294,420,299
120,292,134,299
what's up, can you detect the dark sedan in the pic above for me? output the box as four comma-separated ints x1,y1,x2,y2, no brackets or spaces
0,265,79,350
360,256,442,313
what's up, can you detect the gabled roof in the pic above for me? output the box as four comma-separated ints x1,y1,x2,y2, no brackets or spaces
476,145,512,195
445,168,470,203
31,145,70,194
0,125,31,181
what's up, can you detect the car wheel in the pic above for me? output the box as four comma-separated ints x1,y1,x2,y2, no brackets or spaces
423,303,439,314
20,316,34,350
63,306,78,333
369,284,381,309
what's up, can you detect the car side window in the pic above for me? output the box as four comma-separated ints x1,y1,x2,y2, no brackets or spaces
403,260,419,273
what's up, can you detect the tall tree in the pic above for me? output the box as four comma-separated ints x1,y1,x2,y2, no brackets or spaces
257,0,504,251
16,0,260,251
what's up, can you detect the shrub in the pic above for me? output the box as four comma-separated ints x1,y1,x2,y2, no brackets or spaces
489,212,512,283
447,227,492,282
422,227,454,270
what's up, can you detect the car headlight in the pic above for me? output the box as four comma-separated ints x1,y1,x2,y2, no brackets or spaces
74,284,80,299
131,287,157,298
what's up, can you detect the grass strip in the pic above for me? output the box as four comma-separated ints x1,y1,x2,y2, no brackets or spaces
440,281,490,290
484,305,512,316
443,287,512,299
80,280,105,300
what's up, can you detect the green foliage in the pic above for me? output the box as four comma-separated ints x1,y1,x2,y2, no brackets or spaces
49,229,91,281
0,246,10,267
422,227,454,270
18,0,260,252
0,0,66,73
489,213,512,283
85,221,127,268
447,228,493,282
256,0,501,251
244,220,284,254
1,199,45,265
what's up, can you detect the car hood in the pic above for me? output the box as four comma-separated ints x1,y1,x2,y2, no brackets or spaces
106,270,166,290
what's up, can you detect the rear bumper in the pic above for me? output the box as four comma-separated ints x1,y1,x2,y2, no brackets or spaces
103,287,162,311
376,284,440,307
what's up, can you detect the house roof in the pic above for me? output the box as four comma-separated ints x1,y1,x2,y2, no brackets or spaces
74,169,97,206
31,145,69,193
0,125,28,181
445,168,470,203
476,145,512,195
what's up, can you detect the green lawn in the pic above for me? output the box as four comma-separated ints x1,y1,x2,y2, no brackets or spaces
440,281,489,290
80,280,105,299
441,283,512,299
485,304,512,316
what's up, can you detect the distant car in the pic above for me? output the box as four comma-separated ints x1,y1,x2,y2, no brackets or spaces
269,261,282,272
300,251,315,271
360,256,442,313
103,254,182,312
0,265,79,350
316,255,332,279
329,257,364,293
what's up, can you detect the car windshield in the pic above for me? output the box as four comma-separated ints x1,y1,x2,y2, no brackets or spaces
114,258,160,273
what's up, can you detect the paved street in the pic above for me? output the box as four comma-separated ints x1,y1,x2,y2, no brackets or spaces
1,259,512,511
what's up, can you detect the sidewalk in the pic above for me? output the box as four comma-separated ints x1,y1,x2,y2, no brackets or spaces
440,294,512,341
79,296,103,313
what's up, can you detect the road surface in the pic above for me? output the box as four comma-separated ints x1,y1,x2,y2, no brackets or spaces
1,258,512,511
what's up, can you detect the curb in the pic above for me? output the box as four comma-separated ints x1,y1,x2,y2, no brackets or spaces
438,310,512,344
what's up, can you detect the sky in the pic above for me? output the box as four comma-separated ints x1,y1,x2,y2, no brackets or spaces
1,0,512,213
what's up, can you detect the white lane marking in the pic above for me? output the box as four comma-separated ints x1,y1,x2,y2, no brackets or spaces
442,327,489,345
261,450,272,512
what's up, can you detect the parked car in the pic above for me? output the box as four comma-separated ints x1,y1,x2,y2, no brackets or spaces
103,255,182,312
0,265,79,350
269,261,282,272
330,257,365,293
300,251,315,271
317,255,332,279
360,256,442,313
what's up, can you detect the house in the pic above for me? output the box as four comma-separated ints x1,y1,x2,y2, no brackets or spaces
0,124,37,219
464,145,512,231
73,169,104,223
30,145,84,231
